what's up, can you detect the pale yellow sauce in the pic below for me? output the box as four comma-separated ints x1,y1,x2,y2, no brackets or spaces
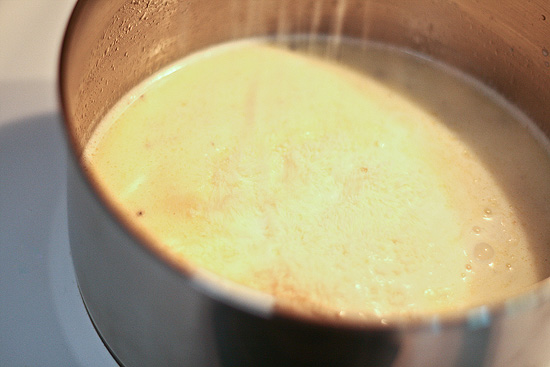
84,39,550,319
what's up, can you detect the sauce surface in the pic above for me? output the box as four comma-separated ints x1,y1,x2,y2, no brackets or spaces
84,39,550,319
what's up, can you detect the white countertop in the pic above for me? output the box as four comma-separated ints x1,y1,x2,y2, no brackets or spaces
0,1,117,365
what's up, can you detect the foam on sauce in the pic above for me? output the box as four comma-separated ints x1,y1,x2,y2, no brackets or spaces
83,39,550,319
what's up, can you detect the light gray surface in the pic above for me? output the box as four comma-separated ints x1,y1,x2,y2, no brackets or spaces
0,1,117,365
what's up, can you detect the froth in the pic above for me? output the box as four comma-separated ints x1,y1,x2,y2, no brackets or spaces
83,39,550,319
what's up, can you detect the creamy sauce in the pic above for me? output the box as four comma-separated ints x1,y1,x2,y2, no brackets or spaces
84,39,550,319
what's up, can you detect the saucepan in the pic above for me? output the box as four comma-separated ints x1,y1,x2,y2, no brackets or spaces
59,0,550,366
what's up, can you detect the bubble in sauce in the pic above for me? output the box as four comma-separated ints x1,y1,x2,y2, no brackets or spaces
472,226,482,235
474,242,495,261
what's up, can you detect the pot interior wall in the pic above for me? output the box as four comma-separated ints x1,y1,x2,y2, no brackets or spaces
61,0,550,156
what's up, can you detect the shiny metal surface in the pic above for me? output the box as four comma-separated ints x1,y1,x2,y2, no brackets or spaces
60,0,550,366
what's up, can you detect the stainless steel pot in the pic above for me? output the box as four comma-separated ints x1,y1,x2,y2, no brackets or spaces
59,1,550,366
